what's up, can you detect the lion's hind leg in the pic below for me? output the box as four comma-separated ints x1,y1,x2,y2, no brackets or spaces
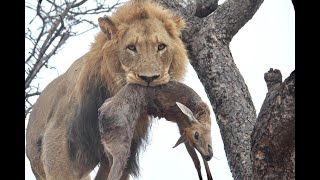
41,125,84,180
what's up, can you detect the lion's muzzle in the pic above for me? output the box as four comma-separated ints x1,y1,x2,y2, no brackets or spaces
138,74,160,84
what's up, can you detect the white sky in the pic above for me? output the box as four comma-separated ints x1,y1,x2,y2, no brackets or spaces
25,0,295,179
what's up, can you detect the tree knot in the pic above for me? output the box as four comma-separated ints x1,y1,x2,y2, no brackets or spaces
264,68,282,91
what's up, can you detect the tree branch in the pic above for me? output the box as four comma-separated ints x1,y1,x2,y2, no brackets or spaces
251,69,295,179
205,0,264,44
25,92,41,99
25,2,46,64
187,33,257,179
25,14,65,89
264,68,282,91
47,0,61,11
25,0,120,117
194,0,218,18
156,0,200,22
71,0,88,8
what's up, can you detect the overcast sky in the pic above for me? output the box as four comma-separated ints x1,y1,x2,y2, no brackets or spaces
25,0,294,179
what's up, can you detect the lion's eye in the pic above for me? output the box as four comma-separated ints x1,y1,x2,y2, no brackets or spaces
127,44,137,51
194,132,199,140
158,43,166,51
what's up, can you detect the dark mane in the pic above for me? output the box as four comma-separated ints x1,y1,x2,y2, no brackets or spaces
67,81,151,176
67,82,110,168
26,0,189,178
126,117,151,177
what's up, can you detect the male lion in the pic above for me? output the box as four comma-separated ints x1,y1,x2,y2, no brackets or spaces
26,0,188,179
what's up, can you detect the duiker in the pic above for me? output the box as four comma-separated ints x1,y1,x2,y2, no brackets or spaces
99,81,213,180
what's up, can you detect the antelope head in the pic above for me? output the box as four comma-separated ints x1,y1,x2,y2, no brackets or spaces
173,102,213,161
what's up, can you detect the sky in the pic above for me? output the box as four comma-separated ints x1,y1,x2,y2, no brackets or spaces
25,0,295,179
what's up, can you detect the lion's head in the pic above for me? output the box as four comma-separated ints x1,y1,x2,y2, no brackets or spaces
85,0,188,93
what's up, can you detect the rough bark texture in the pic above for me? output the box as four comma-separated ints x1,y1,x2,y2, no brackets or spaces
251,69,295,179
160,0,264,179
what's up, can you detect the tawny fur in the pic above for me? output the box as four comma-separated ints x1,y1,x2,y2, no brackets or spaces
26,0,189,179
78,0,188,94
98,81,213,180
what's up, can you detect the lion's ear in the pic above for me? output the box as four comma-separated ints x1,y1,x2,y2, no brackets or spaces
173,15,186,32
98,16,117,40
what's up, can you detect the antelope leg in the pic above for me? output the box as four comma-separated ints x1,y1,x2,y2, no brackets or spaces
184,142,203,180
100,120,135,180
202,157,213,180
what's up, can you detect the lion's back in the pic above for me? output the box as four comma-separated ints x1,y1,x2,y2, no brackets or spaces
26,55,86,159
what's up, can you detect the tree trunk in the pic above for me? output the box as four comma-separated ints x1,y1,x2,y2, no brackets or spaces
251,69,295,179
160,0,263,179
159,0,293,179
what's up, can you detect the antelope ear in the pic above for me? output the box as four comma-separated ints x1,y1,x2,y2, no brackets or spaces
173,132,187,148
98,16,117,40
176,102,199,123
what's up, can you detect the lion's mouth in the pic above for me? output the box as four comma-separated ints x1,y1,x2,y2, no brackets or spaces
126,73,170,86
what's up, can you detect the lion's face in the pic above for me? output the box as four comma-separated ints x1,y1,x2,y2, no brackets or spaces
97,1,188,89
118,19,174,86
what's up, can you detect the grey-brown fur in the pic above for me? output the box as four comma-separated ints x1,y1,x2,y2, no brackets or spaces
25,59,150,180
98,81,213,180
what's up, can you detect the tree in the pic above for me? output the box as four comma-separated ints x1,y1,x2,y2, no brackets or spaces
158,0,295,179
25,0,295,179
25,0,120,118
251,69,295,179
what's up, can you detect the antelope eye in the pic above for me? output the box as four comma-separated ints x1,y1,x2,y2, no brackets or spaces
158,43,166,51
127,44,137,51
194,132,199,140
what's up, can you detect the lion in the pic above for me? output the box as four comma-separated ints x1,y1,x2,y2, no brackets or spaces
26,0,189,179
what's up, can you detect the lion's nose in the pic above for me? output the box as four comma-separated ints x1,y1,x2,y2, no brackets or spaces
138,75,160,83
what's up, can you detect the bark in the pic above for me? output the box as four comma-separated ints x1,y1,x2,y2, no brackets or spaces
160,0,264,179
251,69,295,179
26,0,294,178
